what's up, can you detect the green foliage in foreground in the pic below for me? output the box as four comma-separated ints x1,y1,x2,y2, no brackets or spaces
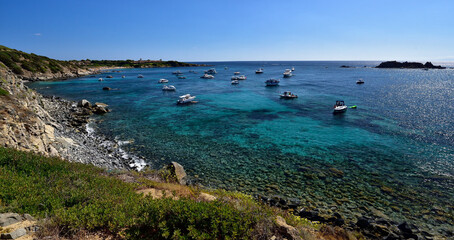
0,87,8,96
0,147,270,239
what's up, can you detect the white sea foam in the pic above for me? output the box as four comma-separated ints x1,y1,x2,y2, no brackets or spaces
86,122,95,135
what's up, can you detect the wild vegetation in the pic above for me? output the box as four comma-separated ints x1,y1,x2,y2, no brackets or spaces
0,45,199,78
0,45,77,75
0,147,324,239
0,87,8,96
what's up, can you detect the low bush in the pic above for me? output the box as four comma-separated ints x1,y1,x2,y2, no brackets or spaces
0,147,298,239
0,87,9,96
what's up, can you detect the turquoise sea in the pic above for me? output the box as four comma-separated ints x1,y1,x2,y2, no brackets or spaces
28,61,454,236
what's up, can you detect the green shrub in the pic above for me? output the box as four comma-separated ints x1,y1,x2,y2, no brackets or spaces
21,61,37,72
11,64,23,74
0,147,274,239
0,87,9,96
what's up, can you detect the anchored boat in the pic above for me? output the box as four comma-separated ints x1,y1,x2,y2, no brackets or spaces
177,94,197,105
333,100,348,114
280,91,298,99
162,85,176,91
265,79,280,86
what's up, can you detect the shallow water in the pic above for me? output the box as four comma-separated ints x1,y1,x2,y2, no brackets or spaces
28,61,454,235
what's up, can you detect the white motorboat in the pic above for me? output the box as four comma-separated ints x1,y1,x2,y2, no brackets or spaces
177,94,197,104
172,70,182,75
231,76,239,80
234,72,241,75
333,100,348,114
256,68,264,74
177,75,186,79
237,75,247,80
158,79,169,83
138,74,144,78
200,74,215,79
162,85,176,91
280,91,298,99
98,78,103,81
231,80,239,85
283,69,293,78
205,68,217,74
356,79,364,84
265,79,280,86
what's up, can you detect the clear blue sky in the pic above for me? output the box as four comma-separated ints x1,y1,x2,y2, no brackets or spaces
1,0,453,61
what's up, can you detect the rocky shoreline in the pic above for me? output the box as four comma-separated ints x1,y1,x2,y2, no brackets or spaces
40,95,147,170
0,66,146,171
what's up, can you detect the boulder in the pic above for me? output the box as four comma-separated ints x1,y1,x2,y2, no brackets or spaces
94,102,108,108
93,103,110,114
0,228,26,239
77,99,91,108
22,214,35,221
93,106,109,114
171,161,187,185
275,216,302,240
0,213,22,227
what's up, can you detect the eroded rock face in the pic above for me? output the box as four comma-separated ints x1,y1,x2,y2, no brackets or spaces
0,66,132,169
172,161,187,185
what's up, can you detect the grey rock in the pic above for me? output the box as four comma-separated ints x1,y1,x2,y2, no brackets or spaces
0,213,21,227
22,214,35,221
172,161,187,185
0,228,27,239
93,106,109,114
77,99,91,108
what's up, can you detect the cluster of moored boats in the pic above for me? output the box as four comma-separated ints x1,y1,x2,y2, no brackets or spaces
100,66,360,113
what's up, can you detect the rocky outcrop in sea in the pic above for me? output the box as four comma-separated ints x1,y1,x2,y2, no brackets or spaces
376,61,446,69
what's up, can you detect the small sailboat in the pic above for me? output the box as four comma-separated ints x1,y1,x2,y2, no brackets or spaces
333,100,348,114
138,74,144,78
122,75,125,78
98,78,103,81
172,70,182,75
291,67,295,71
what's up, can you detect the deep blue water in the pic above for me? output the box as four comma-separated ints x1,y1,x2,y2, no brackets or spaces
28,61,454,235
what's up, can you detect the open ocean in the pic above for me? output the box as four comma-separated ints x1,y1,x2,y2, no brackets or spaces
28,61,454,236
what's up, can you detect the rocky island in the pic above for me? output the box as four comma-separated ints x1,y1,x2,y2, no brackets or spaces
376,61,445,69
